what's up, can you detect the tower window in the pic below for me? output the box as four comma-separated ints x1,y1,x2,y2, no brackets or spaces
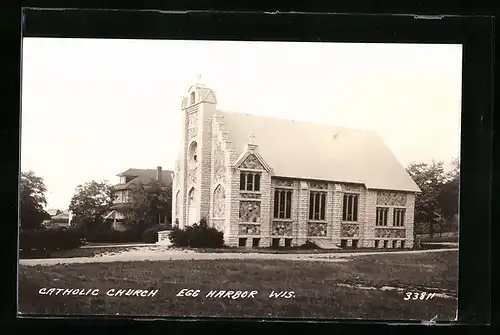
190,92,196,104
188,141,198,166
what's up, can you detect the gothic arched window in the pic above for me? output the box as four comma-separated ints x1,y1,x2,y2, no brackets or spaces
175,190,180,216
213,185,226,218
188,188,195,202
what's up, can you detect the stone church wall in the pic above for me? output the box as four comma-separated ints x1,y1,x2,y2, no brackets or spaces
175,84,415,249
219,169,416,248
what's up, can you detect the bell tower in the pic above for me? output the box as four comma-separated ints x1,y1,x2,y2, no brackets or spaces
173,75,217,228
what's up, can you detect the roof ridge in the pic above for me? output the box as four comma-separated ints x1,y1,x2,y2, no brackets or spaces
216,110,365,133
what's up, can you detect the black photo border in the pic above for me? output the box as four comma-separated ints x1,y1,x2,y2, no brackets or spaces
10,7,494,329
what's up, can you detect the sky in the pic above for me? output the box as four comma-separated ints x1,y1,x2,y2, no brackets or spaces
21,38,463,210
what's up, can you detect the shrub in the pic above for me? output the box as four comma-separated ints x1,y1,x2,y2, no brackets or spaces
85,226,144,243
169,218,224,248
142,225,165,243
19,227,84,251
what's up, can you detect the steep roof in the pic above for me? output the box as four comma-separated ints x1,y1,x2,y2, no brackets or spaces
46,209,61,216
52,212,70,220
115,168,173,189
217,111,420,193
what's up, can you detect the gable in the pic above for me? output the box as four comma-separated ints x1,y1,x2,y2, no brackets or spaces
217,110,420,193
234,151,272,173
240,154,265,170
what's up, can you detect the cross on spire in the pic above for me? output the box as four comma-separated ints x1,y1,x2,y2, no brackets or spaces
196,73,203,83
249,132,256,145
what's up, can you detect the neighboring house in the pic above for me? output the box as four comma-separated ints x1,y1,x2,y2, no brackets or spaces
173,79,421,249
51,210,73,227
43,209,73,228
46,209,61,217
105,167,173,231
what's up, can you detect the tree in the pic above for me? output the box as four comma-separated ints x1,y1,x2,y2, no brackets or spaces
437,158,460,232
19,171,51,230
406,161,447,237
406,158,460,237
123,180,172,228
69,180,116,228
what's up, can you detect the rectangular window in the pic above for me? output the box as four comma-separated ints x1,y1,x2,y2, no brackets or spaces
374,240,379,248
240,172,261,191
285,238,292,248
392,240,397,248
401,241,405,249
239,238,247,247
393,208,406,226
352,239,358,249
376,207,389,226
271,238,280,248
340,239,347,248
252,238,260,247
274,189,293,219
342,194,359,221
383,240,388,248
309,191,326,220
240,174,245,190
254,174,260,191
246,175,253,190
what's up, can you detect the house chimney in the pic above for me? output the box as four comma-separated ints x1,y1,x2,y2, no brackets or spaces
157,166,162,181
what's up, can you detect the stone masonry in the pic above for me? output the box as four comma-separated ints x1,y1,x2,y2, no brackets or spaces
172,81,416,249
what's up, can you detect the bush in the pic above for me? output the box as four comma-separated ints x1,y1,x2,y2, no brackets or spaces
169,218,224,248
86,226,144,243
19,227,84,251
142,225,164,243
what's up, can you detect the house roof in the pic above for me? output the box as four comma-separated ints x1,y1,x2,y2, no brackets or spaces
103,210,125,220
115,168,173,189
217,110,421,193
52,212,69,220
46,209,60,216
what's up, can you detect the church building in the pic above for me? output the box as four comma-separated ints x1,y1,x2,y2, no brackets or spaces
172,79,421,249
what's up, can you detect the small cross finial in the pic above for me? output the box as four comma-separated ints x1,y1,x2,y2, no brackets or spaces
249,133,256,144
196,73,203,82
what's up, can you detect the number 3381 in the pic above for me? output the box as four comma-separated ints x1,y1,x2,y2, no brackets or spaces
404,292,435,300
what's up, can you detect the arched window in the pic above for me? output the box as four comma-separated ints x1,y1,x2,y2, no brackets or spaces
213,185,226,218
175,190,180,216
190,92,196,104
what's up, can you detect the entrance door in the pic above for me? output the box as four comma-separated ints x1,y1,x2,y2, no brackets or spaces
187,188,198,226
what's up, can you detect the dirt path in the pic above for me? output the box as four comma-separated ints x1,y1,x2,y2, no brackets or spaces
19,246,457,266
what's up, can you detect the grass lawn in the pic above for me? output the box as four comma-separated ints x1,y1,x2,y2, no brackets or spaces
18,250,458,320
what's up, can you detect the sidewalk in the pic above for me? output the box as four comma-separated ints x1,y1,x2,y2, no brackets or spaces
19,246,457,266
